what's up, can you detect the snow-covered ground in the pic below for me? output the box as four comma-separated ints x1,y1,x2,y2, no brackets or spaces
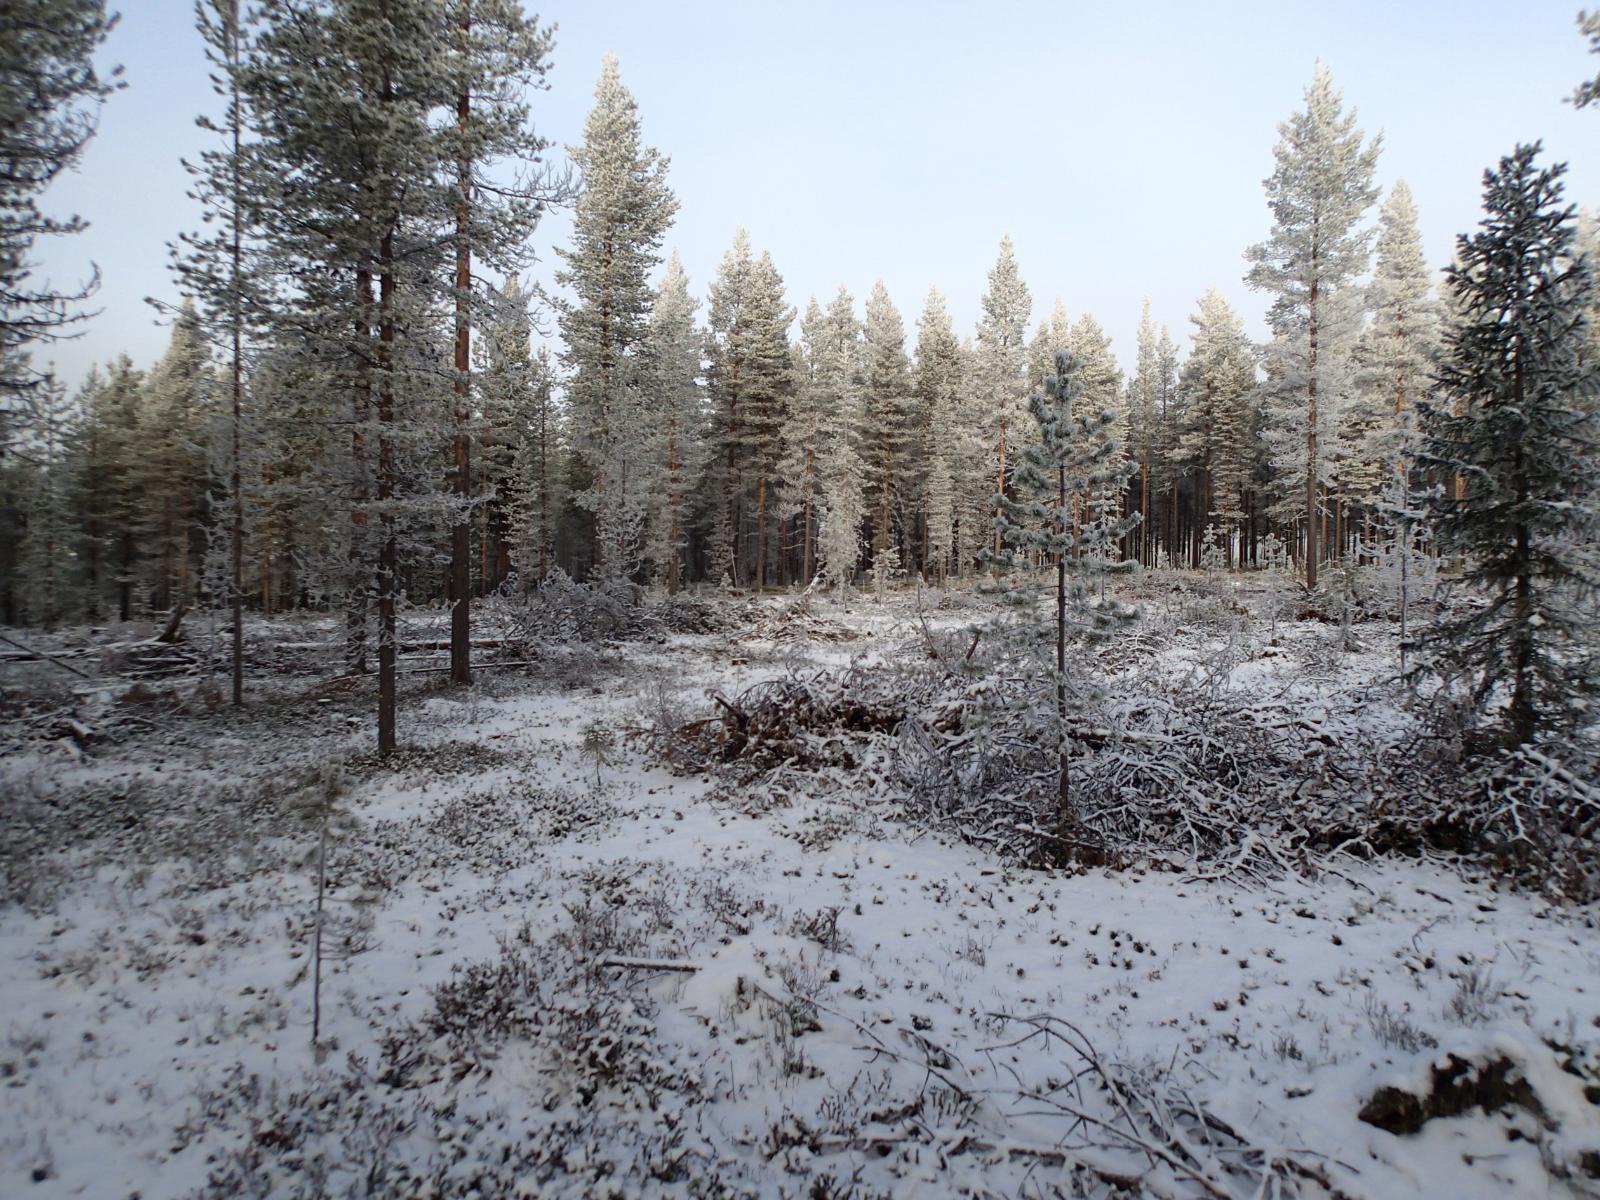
3,584,1599,1198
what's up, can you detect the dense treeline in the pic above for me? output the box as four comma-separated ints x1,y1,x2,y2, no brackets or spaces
1,1,1597,754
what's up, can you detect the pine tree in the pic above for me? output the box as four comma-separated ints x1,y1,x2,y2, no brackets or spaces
974,236,1032,560
172,0,261,704
1246,64,1381,588
558,52,678,582
1065,312,1128,560
954,334,993,574
0,0,120,399
1418,144,1600,747
1177,290,1255,564
750,252,794,589
247,0,459,753
704,229,754,585
913,288,961,580
644,252,704,593
12,378,80,624
138,306,212,615
813,288,864,591
444,0,557,681
1572,10,1600,109
1027,297,1071,396
509,346,563,587
1351,179,1439,620
705,231,791,588
861,281,913,580
1128,300,1159,565
778,296,828,584
992,349,1137,847
1149,324,1183,567
1355,182,1438,503
474,277,533,588
77,356,145,621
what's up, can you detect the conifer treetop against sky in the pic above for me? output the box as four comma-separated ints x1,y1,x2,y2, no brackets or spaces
34,0,1600,387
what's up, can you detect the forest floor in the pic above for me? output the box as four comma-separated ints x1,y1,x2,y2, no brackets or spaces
2,577,1599,1199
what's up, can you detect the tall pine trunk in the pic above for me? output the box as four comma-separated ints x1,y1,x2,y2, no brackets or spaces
226,3,245,704
347,269,372,675
449,0,472,684
1054,461,1070,835
665,412,681,593
377,234,397,756
993,422,1006,564
1305,271,1320,590
754,475,768,591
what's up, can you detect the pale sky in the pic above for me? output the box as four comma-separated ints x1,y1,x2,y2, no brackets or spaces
29,0,1600,391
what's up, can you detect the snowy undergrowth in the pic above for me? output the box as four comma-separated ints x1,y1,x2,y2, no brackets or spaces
2,585,1599,1198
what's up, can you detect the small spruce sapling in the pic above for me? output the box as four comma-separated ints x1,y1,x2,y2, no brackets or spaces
581,720,617,789
300,765,351,1053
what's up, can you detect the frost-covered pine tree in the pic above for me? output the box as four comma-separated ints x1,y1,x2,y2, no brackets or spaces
913,288,962,581
473,277,555,589
1344,183,1436,512
1027,296,1071,393
992,349,1137,848
778,297,828,583
1150,324,1182,567
12,378,81,625
0,0,119,400
557,52,678,582
973,236,1032,559
1067,313,1122,446
246,0,461,753
643,252,704,593
1355,180,1439,622
1066,312,1126,558
1246,64,1380,588
442,0,558,682
138,306,212,615
1128,300,1159,565
705,231,792,588
1572,10,1600,109
75,356,144,621
954,334,995,573
742,251,793,589
171,0,280,703
510,347,564,588
861,281,913,583
804,288,864,591
1417,144,1600,747
1178,290,1255,565
704,229,755,585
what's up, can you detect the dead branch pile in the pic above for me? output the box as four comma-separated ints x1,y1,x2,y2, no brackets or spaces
645,640,1600,898
494,571,656,650
740,592,858,647
975,1012,1349,1197
1460,745,1600,902
649,591,739,635
653,669,905,775
111,637,205,680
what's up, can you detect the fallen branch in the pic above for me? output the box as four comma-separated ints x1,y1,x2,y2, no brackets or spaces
0,632,94,679
599,956,703,973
